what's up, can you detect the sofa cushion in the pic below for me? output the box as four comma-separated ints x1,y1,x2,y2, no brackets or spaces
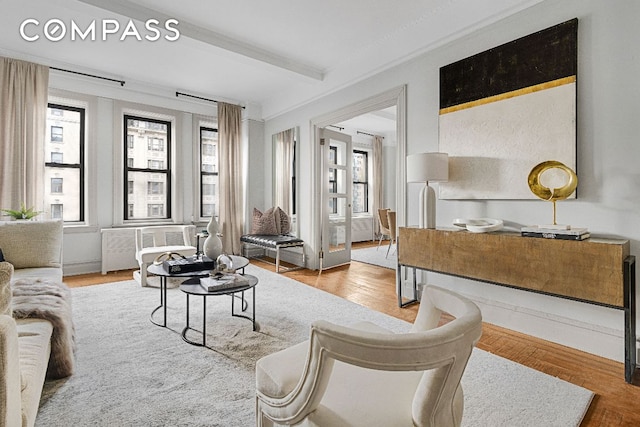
0,220,63,269
0,262,12,316
0,315,22,427
12,267,63,284
251,208,279,235
16,318,53,427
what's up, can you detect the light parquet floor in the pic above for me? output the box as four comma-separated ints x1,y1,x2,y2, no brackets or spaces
64,244,640,426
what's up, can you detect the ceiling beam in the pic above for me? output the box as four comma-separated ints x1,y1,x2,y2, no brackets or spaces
77,0,324,81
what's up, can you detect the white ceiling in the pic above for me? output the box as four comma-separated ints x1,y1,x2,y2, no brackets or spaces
0,0,541,118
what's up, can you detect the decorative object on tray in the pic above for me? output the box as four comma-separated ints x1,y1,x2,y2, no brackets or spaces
156,253,216,274
521,225,589,241
453,218,504,233
215,253,234,273
203,215,223,260
200,272,249,292
528,160,578,228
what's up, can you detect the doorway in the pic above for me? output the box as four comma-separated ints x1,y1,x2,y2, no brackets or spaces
309,85,407,271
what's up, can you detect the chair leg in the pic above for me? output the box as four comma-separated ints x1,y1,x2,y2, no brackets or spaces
140,264,148,287
377,234,384,250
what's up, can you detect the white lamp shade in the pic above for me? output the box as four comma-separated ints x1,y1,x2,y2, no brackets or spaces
406,152,449,183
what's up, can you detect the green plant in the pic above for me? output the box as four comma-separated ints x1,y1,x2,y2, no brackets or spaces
1,202,42,220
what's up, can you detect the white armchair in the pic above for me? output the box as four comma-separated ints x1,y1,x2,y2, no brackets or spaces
134,225,197,287
255,285,482,427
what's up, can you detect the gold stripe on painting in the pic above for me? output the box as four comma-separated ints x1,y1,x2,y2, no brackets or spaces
439,76,576,115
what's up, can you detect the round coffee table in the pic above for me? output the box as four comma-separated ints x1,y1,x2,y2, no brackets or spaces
179,273,258,347
147,255,250,327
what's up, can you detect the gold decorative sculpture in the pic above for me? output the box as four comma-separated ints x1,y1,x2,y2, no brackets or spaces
527,160,578,226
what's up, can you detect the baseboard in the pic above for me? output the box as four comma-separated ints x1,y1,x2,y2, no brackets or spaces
63,261,102,276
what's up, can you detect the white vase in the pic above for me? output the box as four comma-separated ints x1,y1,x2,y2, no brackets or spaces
203,216,223,261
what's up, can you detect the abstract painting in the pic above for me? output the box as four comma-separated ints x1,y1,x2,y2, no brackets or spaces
438,18,578,199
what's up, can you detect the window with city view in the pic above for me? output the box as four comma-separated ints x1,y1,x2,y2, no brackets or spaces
124,115,171,220
44,103,85,222
352,150,369,213
200,127,218,218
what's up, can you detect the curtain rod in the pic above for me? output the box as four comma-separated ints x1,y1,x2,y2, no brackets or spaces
327,125,344,131
175,91,245,109
357,130,384,139
50,66,125,86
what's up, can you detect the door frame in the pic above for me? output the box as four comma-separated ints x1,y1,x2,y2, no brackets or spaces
309,85,407,270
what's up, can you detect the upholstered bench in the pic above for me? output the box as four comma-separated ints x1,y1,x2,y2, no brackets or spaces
240,234,305,273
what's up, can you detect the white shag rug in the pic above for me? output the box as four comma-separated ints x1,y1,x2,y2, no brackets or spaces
351,245,397,270
36,265,593,426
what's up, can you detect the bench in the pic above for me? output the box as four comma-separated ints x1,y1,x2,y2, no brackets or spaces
240,234,305,273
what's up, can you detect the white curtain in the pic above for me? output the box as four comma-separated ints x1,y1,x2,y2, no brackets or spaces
372,135,384,237
274,128,294,214
218,102,243,255
0,57,49,213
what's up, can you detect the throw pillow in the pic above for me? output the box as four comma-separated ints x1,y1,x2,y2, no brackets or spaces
0,220,63,269
0,261,13,316
274,207,291,235
251,208,279,235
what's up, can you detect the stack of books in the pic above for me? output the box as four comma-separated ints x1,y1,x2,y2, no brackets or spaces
199,273,249,292
520,226,590,241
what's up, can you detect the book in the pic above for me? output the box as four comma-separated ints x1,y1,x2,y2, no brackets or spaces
520,226,588,236
521,231,590,241
199,274,250,292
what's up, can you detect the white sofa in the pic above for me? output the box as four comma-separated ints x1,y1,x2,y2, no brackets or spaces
0,220,64,427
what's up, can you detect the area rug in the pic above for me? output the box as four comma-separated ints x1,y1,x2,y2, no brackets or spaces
351,245,396,270
36,265,593,426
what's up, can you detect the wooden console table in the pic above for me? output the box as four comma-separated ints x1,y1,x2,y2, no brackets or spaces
397,227,637,383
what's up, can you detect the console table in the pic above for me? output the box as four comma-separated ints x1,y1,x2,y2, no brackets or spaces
396,227,637,383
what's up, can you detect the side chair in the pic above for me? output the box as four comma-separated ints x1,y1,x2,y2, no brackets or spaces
255,285,483,426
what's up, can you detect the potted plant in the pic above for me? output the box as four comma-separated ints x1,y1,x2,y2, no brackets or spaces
1,202,43,220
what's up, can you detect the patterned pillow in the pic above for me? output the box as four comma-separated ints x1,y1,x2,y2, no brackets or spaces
251,208,279,235
274,207,291,235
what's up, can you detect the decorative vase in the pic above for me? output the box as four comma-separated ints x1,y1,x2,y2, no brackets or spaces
203,216,223,261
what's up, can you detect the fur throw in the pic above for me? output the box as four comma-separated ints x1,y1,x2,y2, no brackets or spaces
11,278,75,379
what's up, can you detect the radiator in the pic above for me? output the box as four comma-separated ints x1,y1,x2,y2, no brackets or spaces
101,228,138,274
101,226,196,274
352,216,374,242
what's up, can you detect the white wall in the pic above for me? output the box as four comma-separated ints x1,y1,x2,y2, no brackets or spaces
262,0,640,362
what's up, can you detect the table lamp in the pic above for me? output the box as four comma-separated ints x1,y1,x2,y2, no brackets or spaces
406,152,449,228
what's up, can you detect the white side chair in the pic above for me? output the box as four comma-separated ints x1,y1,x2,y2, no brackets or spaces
134,225,197,287
256,285,482,427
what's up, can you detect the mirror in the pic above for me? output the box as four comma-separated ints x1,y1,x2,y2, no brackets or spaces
272,127,299,236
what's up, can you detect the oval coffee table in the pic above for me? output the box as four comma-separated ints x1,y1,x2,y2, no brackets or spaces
147,255,250,327
179,273,258,347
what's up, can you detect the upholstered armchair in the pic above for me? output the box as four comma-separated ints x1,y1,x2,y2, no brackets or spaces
134,225,197,287
255,285,482,426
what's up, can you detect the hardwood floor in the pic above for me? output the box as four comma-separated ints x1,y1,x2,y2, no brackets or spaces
64,247,640,426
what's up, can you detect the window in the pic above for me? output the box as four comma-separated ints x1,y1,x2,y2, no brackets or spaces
147,204,164,217
124,115,171,220
51,152,63,163
200,127,218,218
50,204,63,219
147,181,164,195
50,126,63,143
45,103,85,222
147,137,164,151
352,150,369,214
51,177,63,194
329,146,338,214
